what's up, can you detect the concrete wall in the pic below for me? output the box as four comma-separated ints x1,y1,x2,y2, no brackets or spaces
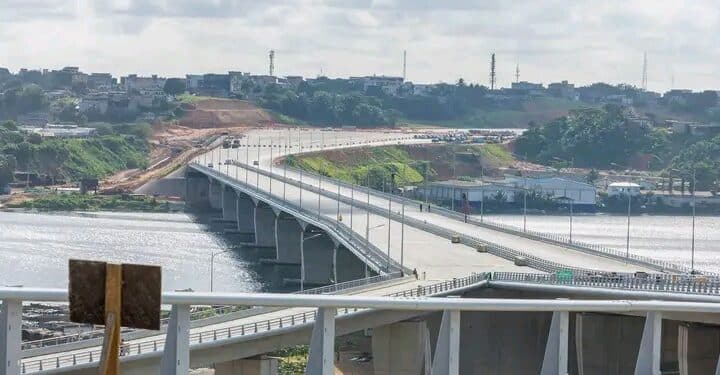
274,216,302,264
215,357,278,375
253,204,276,248
578,313,644,375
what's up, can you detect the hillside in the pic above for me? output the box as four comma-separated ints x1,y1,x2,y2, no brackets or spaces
285,143,515,189
178,98,273,128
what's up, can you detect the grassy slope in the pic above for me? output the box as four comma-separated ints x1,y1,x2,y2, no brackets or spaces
59,136,148,180
288,143,514,185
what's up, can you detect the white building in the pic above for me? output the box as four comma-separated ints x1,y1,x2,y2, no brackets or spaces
122,74,166,95
416,177,597,209
607,182,641,197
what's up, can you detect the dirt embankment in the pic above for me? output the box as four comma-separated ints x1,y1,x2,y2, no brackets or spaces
178,99,273,129
101,99,274,193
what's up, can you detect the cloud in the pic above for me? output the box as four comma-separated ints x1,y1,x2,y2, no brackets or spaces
0,0,718,91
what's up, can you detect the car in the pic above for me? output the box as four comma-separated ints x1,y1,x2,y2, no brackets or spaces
253,160,259,166
207,163,214,168
224,159,232,165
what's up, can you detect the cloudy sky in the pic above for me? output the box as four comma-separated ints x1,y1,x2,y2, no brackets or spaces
1,0,719,91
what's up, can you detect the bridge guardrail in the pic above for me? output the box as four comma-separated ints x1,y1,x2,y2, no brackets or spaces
280,164,699,275
492,271,720,296
193,163,408,275
18,273,488,373
20,273,403,350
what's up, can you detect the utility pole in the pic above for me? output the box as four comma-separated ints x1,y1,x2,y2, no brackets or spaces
299,129,303,209
523,176,528,232
490,53,496,90
691,166,696,273
245,134,249,183
402,50,407,81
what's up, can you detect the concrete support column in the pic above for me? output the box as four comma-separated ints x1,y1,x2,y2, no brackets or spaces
185,175,210,210
301,232,336,285
253,204,276,248
222,187,238,221
208,180,222,210
236,194,255,233
678,323,720,375
372,320,429,375
160,304,190,375
432,310,461,375
274,217,302,264
635,312,662,375
334,246,366,283
306,307,336,375
215,357,279,375
541,311,569,375
0,299,21,375
578,313,645,374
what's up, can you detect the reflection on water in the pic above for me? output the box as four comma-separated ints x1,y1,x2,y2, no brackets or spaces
478,213,720,272
0,211,299,292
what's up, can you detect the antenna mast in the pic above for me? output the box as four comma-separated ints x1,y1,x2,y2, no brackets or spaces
402,50,407,81
515,62,520,83
269,50,275,76
490,53,496,90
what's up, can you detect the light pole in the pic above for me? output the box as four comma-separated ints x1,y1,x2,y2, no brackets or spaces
350,178,355,231
387,175,392,261
611,162,632,261
210,249,233,292
480,164,485,223
245,134,249,183
256,137,261,190
299,129,303,209
523,176,528,233
451,151,456,211
400,197,405,273
284,129,289,201
300,232,324,291
269,135,273,195
691,166,697,273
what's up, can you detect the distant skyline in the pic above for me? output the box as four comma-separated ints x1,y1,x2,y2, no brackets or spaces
1,1,719,92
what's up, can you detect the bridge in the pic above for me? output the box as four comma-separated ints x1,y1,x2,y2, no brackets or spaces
4,128,720,374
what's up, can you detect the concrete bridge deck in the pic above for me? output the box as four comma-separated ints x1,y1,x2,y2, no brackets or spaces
211,129,656,276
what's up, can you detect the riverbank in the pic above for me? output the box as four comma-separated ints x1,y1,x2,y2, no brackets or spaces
3,192,180,212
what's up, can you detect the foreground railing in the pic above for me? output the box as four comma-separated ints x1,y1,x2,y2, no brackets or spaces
10,273,488,373
5,281,720,374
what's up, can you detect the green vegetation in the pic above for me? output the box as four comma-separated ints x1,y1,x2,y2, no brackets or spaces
668,135,720,190
0,84,47,119
286,146,424,190
272,346,308,375
286,143,514,190
14,193,171,212
0,120,149,182
514,105,668,168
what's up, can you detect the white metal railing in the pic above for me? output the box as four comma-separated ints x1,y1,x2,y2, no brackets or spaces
4,281,720,374
20,272,404,350
492,271,720,296
11,273,487,373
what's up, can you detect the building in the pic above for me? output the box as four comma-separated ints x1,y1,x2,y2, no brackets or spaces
415,177,597,209
19,124,96,138
229,72,250,95
350,75,404,96
122,74,166,95
547,81,578,100
669,121,720,137
607,182,641,197
284,75,304,88
663,89,693,106
87,73,114,91
185,74,203,93
16,112,50,127
412,84,437,96
197,73,230,97
0,67,10,81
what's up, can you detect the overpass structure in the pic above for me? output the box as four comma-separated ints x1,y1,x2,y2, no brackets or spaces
5,128,720,374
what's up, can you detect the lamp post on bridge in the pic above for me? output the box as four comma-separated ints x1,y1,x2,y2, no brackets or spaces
299,128,303,209
610,162,632,262
670,166,698,273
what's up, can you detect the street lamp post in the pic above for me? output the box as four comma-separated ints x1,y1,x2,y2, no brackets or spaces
299,129,303,209
245,135,249,183
691,166,696,273
523,177,528,233
210,249,233,292
451,152,456,211
269,136,273,195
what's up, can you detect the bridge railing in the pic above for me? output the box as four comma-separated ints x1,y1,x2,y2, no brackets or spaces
492,271,720,296
20,272,405,351
14,274,488,373
193,163,408,275
274,162,697,275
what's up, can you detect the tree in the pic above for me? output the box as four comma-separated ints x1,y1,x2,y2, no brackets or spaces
0,154,15,187
163,78,186,96
37,142,69,183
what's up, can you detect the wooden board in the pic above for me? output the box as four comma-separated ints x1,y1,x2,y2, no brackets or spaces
68,259,162,330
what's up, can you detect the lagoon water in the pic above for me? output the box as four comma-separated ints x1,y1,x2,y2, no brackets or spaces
0,211,291,292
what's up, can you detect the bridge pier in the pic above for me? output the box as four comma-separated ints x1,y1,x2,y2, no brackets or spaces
678,322,720,374
222,186,238,222
576,312,645,374
214,357,278,375
274,215,302,264
236,193,255,234
301,231,336,285
372,320,429,375
184,173,210,210
335,246,366,283
254,203,276,248
208,179,222,211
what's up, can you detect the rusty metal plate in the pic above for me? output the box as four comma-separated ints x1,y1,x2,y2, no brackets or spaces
121,263,161,330
68,260,162,330
68,259,106,326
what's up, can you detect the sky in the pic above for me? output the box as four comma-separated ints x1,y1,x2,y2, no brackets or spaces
1,0,719,92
